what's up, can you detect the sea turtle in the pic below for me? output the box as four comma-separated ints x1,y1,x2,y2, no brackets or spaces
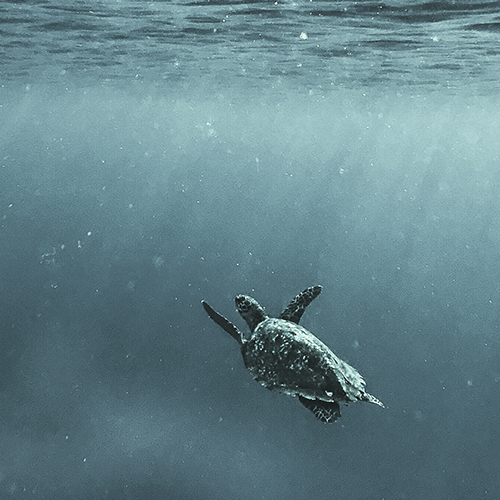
202,285,384,423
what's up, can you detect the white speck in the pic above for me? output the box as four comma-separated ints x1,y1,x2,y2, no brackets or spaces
413,410,425,421
299,32,308,40
153,255,165,269
467,379,473,387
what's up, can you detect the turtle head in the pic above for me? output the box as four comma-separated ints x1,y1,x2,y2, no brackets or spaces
235,294,268,332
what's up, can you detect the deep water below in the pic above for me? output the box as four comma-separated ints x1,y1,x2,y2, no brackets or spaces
1,82,500,499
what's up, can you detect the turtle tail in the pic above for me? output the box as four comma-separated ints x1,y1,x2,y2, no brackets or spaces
363,392,385,408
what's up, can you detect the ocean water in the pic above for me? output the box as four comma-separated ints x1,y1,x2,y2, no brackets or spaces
1,1,500,499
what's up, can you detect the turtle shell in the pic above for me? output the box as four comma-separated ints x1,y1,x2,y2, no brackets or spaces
241,317,371,406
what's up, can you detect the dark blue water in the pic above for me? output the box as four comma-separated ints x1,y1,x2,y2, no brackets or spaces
1,1,500,499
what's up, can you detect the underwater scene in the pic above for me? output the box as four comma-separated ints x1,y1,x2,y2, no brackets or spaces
1,0,500,498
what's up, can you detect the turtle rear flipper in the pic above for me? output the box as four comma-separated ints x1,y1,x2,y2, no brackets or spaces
202,300,244,346
279,285,322,324
298,395,341,423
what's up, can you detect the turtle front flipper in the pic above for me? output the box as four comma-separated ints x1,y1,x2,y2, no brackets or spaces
279,285,322,324
298,395,341,423
202,300,244,346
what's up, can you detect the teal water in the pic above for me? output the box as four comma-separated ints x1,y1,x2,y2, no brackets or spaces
1,1,500,499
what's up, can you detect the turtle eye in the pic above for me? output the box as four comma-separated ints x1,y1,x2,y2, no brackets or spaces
235,295,250,312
